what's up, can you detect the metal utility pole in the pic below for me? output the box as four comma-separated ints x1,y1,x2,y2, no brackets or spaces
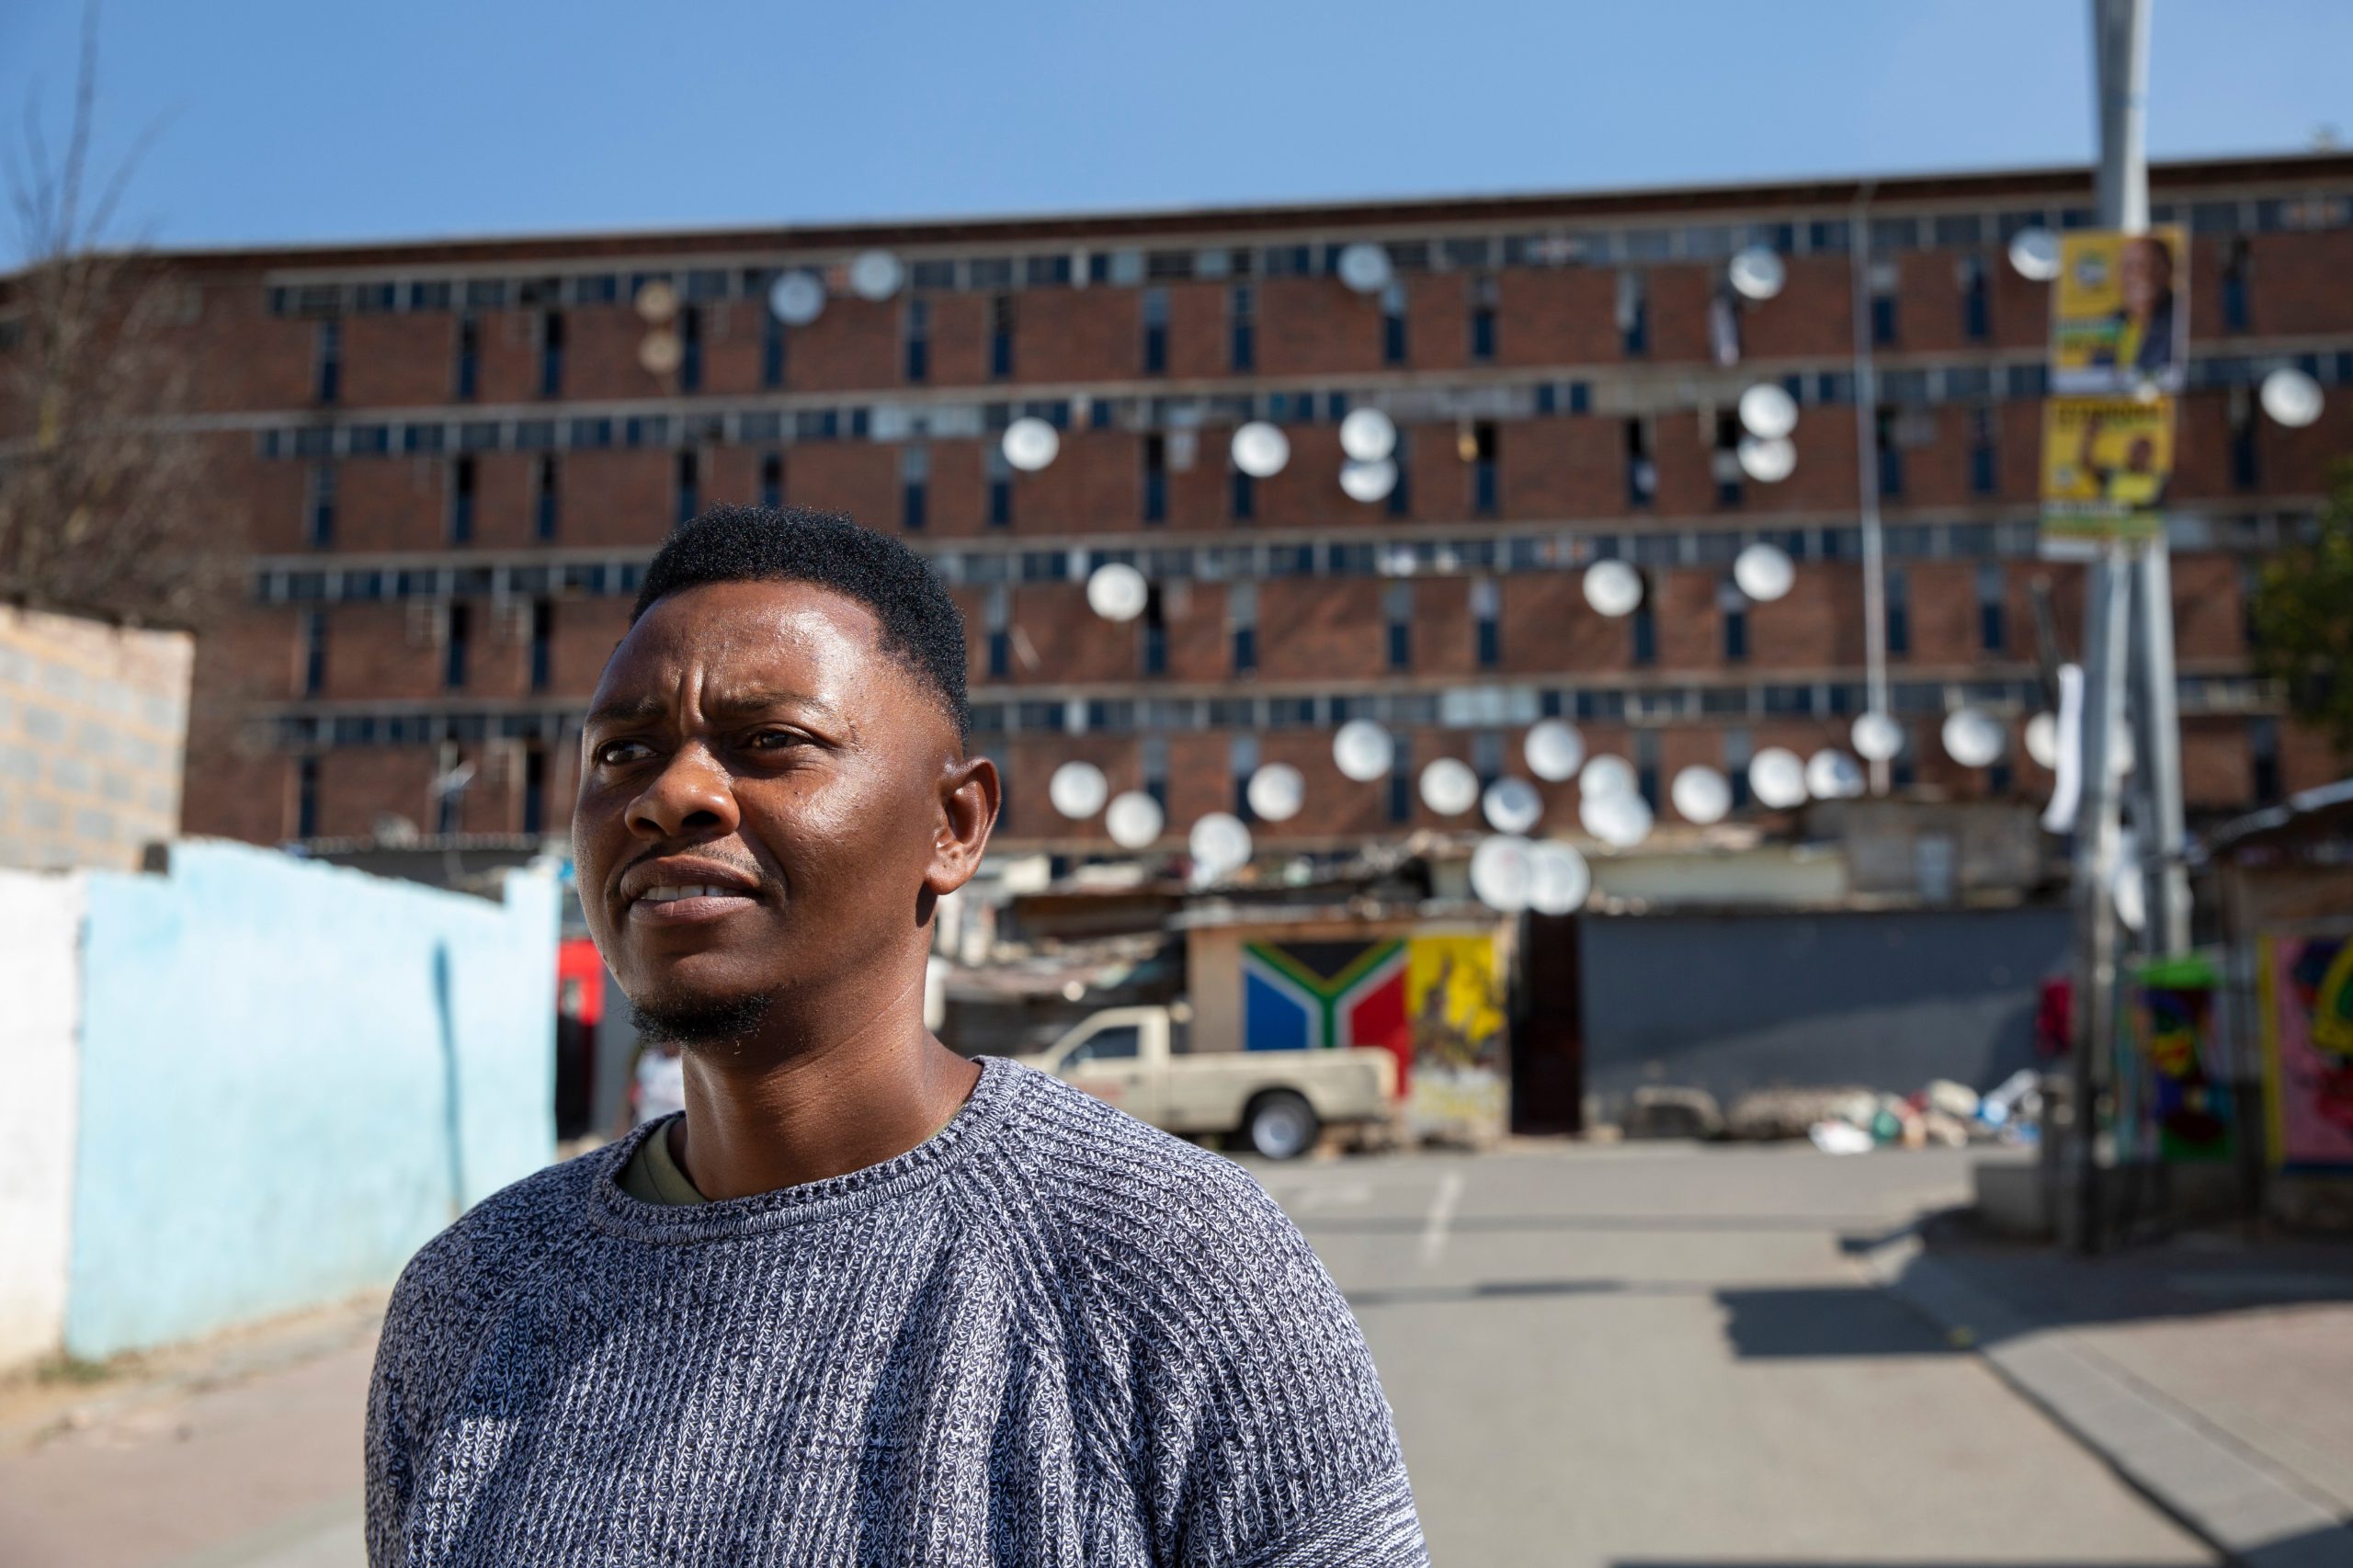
1848,182,1892,794
2067,0,2155,1254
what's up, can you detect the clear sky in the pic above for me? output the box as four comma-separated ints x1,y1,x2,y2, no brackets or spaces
3,1,2347,260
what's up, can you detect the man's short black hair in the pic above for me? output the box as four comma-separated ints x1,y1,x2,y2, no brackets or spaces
631,506,970,743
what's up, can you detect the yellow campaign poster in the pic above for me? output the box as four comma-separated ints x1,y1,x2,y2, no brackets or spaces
2041,396,2174,544
2051,227,2188,394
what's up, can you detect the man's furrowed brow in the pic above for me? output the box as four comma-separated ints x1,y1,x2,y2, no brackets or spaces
585,693,668,730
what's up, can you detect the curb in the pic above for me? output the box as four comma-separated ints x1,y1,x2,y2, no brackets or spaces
1861,1232,2352,1568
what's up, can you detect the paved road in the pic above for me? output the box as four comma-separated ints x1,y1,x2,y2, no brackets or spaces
1255,1142,2216,1567
1,1142,2217,1566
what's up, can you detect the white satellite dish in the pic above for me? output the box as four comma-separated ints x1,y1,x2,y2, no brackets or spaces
1469,835,1537,914
1105,790,1165,850
1583,561,1643,618
1733,541,1795,602
1336,242,1393,294
632,279,678,324
1727,244,1787,301
637,330,683,376
847,249,904,301
1852,710,1904,763
1942,707,2006,768
1048,761,1108,820
1581,790,1654,848
1339,459,1398,503
1748,747,1808,809
1418,757,1480,816
1578,754,1635,800
1736,434,1798,484
2008,227,2061,282
1188,812,1254,876
1333,719,1396,782
1737,383,1800,440
1232,422,1290,479
1001,417,1061,472
1524,719,1585,782
1085,562,1149,622
1482,778,1544,835
2025,711,2060,770
1805,749,1865,800
1245,763,1306,823
1527,841,1592,915
1339,407,1399,462
767,271,826,326
2260,367,2325,428
1670,766,1732,825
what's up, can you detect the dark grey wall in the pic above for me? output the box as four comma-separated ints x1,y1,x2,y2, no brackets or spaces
1577,906,2070,1116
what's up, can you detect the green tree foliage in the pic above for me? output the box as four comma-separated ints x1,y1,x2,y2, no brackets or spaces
2251,460,2353,758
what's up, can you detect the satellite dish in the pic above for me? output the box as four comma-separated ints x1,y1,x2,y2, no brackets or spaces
1852,710,1904,762
1482,777,1544,835
767,270,826,326
1232,422,1290,478
637,330,683,376
1245,763,1306,823
1736,434,1798,483
1524,719,1585,782
1339,459,1398,503
1581,790,1654,848
1527,841,1592,915
1333,720,1395,782
2025,711,2060,770
1339,407,1399,462
2008,226,2061,282
1086,562,1149,621
1188,812,1254,875
1670,766,1732,825
1105,790,1165,850
1418,757,1480,816
1469,835,1537,914
2260,367,2325,428
632,279,678,324
2112,835,2147,933
1748,747,1808,809
847,249,904,301
1737,383,1800,440
1583,561,1643,618
1001,416,1061,472
1805,749,1866,800
1336,242,1392,294
1049,761,1108,820
1578,754,1635,800
1942,707,2006,768
1727,245,1787,301
1733,541,1795,602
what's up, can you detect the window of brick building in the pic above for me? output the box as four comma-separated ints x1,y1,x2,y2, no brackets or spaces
1142,434,1167,523
1229,582,1257,675
539,311,565,397
1472,577,1501,668
1634,730,1661,808
676,450,700,527
1869,260,1900,346
1231,460,1256,522
900,444,928,531
2250,716,2281,803
1231,733,1259,822
444,603,471,690
307,461,336,548
1958,255,1989,342
529,600,554,693
295,756,320,839
300,609,327,697
1631,576,1657,666
1720,575,1748,663
1388,735,1414,824
1968,406,1998,495
988,293,1016,380
904,297,930,383
522,747,550,837
678,306,703,392
2229,391,2259,489
986,446,1013,528
1469,275,1498,362
1976,563,2006,652
453,315,480,401
1875,407,1904,496
2221,240,2250,334
1627,418,1656,507
1384,581,1414,671
1142,734,1169,812
1228,284,1256,372
1142,287,1168,375
449,456,476,544
762,305,786,388
758,452,783,509
1388,446,1413,517
985,585,1011,678
1381,280,1408,366
1886,567,1911,656
1470,422,1499,516
534,455,560,540
1724,726,1754,809
1616,270,1648,357
1891,722,1915,789
1472,730,1505,788
313,319,341,405
1142,585,1167,677
1713,412,1745,507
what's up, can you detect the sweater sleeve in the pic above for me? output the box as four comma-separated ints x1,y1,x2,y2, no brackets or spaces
363,1296,416,1567
1084,1154,1427,1568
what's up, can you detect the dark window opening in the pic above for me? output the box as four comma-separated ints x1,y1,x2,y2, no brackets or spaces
454,315,479,401
1232,624,1256,675
904,298,930,383
1631,597,1657,666
675,450,699,526
987,628,1011,679
1142,587,1167,677
449,457,476,544
443,604,470,690
301,610,327,697
900,446,928,531
2250,717,2282,803
1713,412,1745,508
678,306,703,392
1875,407,1904,497
988,294,1015,380
1977,565,2006,653
1626,419,1656,508
1968,407,1998,496
987,449,1012,528
1142,434,1167,523
762,309,785,387
1960,256,1990,342
1469,275,1498,362
1618,271,1648,357
759,453,783,510
2230,403,2259,490
1722,582,1748,663
1388,739,1414,824
1886,568,1911,657
308,462,336,549
535,455,560,540
1870,290,1899,347
1229,284,1255,372
2221,241,2251,334
295,757,320,839
539,311,564,397
313,320,341,405
1381,281,1408,365
1231,467,1256,521
1142,287,1168,375
522,748,549,836
1471,422,1499,516
529,599,553,692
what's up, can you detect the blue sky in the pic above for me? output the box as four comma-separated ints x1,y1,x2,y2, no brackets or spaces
2,1,2346,258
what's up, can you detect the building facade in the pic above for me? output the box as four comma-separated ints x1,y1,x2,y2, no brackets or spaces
55,154,2353,855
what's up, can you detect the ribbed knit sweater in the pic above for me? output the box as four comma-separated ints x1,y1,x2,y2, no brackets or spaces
365,1055,1426,1566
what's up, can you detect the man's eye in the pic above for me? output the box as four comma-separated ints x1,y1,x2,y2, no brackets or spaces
745,729,803,752
595,740,653,767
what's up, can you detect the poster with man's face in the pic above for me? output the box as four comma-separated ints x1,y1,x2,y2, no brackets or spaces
2051,227,2188,394
2040,395,2176,545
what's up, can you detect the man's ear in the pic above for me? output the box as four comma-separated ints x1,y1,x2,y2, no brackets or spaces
926,754,999,896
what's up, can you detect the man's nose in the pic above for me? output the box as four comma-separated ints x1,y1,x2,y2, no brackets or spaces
625,745,741,840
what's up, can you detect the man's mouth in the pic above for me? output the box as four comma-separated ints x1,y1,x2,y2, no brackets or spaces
628,885,763,924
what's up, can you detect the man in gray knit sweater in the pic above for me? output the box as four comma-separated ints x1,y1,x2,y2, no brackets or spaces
366,506,1427,1565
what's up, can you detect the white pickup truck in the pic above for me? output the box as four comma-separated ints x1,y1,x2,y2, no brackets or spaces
1035,1005,1399,1159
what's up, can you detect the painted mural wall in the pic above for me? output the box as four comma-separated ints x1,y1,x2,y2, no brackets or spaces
2261,932,2353,1169
37,841,560,1362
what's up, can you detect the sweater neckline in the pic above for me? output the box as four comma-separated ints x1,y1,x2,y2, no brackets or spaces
587,1055,1024,1243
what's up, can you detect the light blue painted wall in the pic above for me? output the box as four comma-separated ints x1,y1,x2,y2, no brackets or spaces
64,841,557,1358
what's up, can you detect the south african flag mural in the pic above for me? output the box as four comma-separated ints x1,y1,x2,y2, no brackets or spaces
1242,938,1413,1088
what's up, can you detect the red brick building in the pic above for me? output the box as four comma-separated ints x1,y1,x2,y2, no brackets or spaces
74,153,2353,855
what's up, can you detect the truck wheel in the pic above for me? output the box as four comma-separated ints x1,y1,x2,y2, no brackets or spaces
1245,1091,1320,1161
